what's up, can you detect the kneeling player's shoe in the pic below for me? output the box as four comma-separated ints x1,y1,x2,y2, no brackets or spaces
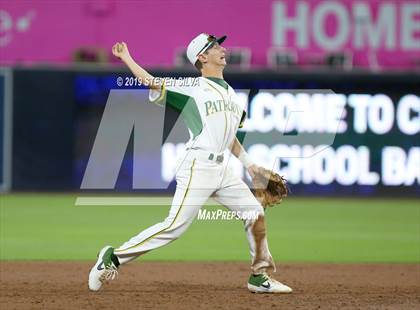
88,245,119,291
247,273,292,293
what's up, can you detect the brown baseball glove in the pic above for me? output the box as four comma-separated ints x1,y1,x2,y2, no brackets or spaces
251,167,289,208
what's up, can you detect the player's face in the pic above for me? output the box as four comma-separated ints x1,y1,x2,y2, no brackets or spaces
205,42,227,67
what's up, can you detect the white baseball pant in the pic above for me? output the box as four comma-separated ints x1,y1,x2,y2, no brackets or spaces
113,150,276,274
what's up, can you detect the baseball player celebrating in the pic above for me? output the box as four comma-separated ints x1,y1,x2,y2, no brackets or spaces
88,33,292,294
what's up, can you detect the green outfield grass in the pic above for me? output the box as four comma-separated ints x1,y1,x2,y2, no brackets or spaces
0,194,419,263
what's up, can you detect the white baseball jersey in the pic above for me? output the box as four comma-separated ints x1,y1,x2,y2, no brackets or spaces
149,76,246,153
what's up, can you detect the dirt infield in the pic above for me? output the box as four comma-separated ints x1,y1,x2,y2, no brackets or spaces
0,262,419,310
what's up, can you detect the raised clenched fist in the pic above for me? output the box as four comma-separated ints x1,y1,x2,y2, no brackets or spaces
112,42,130,60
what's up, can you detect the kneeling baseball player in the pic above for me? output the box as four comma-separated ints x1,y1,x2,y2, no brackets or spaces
88,33,292,294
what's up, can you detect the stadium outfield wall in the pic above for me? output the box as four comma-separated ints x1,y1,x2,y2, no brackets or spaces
3,66,419,197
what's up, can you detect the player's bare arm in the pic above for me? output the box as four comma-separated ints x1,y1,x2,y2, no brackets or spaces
229,137,258,178
112,42,161,90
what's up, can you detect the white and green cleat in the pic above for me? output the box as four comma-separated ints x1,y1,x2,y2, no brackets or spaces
88,245,119,291
247,273,293,293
